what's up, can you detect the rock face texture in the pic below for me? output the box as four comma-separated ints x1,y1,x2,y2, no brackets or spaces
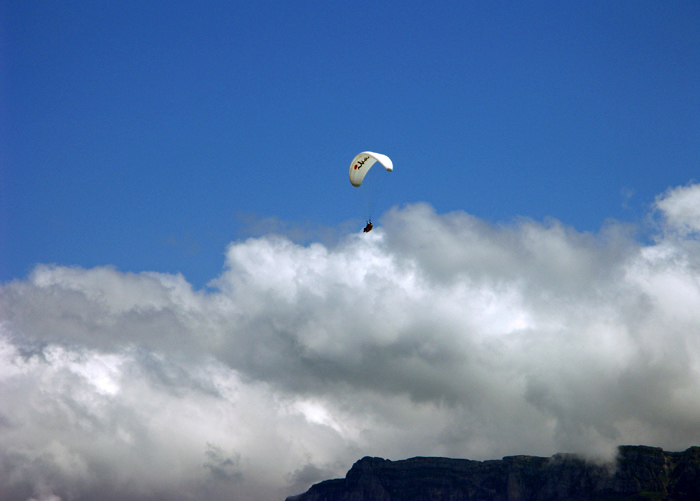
286,446,700,500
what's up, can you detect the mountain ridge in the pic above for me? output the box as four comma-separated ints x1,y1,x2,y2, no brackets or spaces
286,445,700,500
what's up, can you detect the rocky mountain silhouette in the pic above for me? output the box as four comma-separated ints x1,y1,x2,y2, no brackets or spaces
286,445,700,500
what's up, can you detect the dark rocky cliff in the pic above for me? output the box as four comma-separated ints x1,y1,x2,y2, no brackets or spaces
286,446,700,500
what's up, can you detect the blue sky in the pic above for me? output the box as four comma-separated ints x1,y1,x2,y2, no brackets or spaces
3,1,698,287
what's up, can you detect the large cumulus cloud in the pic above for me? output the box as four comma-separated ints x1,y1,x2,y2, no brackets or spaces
3,184,700,500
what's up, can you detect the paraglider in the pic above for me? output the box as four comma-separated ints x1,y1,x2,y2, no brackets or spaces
349,151,392,232
349,151,393,188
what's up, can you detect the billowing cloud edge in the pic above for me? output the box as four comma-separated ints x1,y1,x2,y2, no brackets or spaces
2,183,700,500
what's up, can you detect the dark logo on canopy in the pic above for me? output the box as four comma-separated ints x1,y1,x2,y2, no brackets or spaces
353,156,370,170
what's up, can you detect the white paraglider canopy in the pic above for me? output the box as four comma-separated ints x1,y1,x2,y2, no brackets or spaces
349,151,393,187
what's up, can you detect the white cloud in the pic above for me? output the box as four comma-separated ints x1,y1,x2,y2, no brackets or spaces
3,183,700,499
655,183,700,236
